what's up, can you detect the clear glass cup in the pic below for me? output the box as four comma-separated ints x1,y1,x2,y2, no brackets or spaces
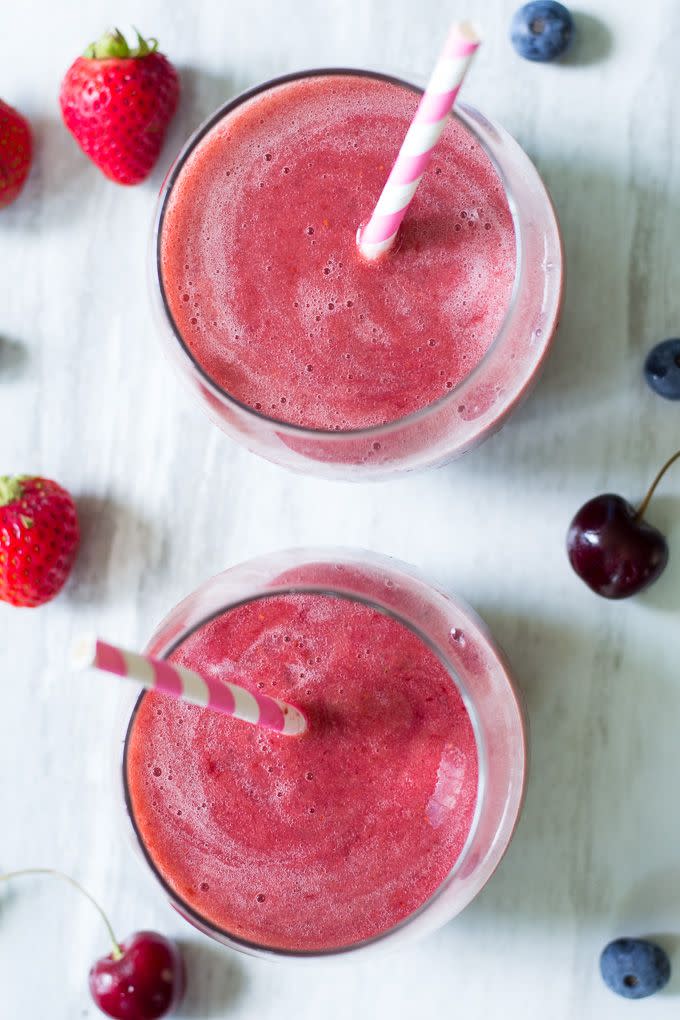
150,68,563,480
120,548,527,959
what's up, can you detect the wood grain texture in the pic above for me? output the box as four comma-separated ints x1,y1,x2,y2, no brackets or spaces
1,0,679,1016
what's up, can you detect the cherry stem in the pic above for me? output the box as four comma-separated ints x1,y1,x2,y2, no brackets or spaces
0,868,123,960
635,448,680,522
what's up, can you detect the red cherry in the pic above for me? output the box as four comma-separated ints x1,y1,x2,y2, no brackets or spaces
0,869,185,1020
567,449,679,599
567,494,668,598
89,931,185,1020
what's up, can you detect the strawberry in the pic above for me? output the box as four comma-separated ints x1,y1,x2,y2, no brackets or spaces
59,29,179,185
0,475,79,607
0,100,32,208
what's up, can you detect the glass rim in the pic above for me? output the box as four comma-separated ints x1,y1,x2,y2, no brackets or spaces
121,580,488,959
152,65,557,441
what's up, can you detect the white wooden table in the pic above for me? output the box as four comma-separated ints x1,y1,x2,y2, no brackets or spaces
2,0,679,1016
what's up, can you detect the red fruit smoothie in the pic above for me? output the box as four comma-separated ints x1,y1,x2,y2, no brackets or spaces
160,74,516,431
126,593,478,952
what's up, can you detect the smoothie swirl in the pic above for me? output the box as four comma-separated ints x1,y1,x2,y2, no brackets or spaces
160,74,516,431
126,593,478,951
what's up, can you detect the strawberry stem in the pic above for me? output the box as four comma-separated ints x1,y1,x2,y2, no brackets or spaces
0,474,28,507
133,28,159,56
83,28,159,59
635,449,680,523
0,868,123,960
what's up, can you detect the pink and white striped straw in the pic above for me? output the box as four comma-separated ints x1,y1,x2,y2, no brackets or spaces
357,20,481,260
72,635,308,736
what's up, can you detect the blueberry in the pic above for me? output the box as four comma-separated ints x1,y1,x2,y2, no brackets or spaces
600,938,671,999
510,1,575,62
644,338,680,400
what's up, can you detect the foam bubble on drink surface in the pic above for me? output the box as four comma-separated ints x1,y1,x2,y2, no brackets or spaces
161,75,516,431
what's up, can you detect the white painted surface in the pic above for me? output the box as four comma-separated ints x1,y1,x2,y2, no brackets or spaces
2,0,680,1016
